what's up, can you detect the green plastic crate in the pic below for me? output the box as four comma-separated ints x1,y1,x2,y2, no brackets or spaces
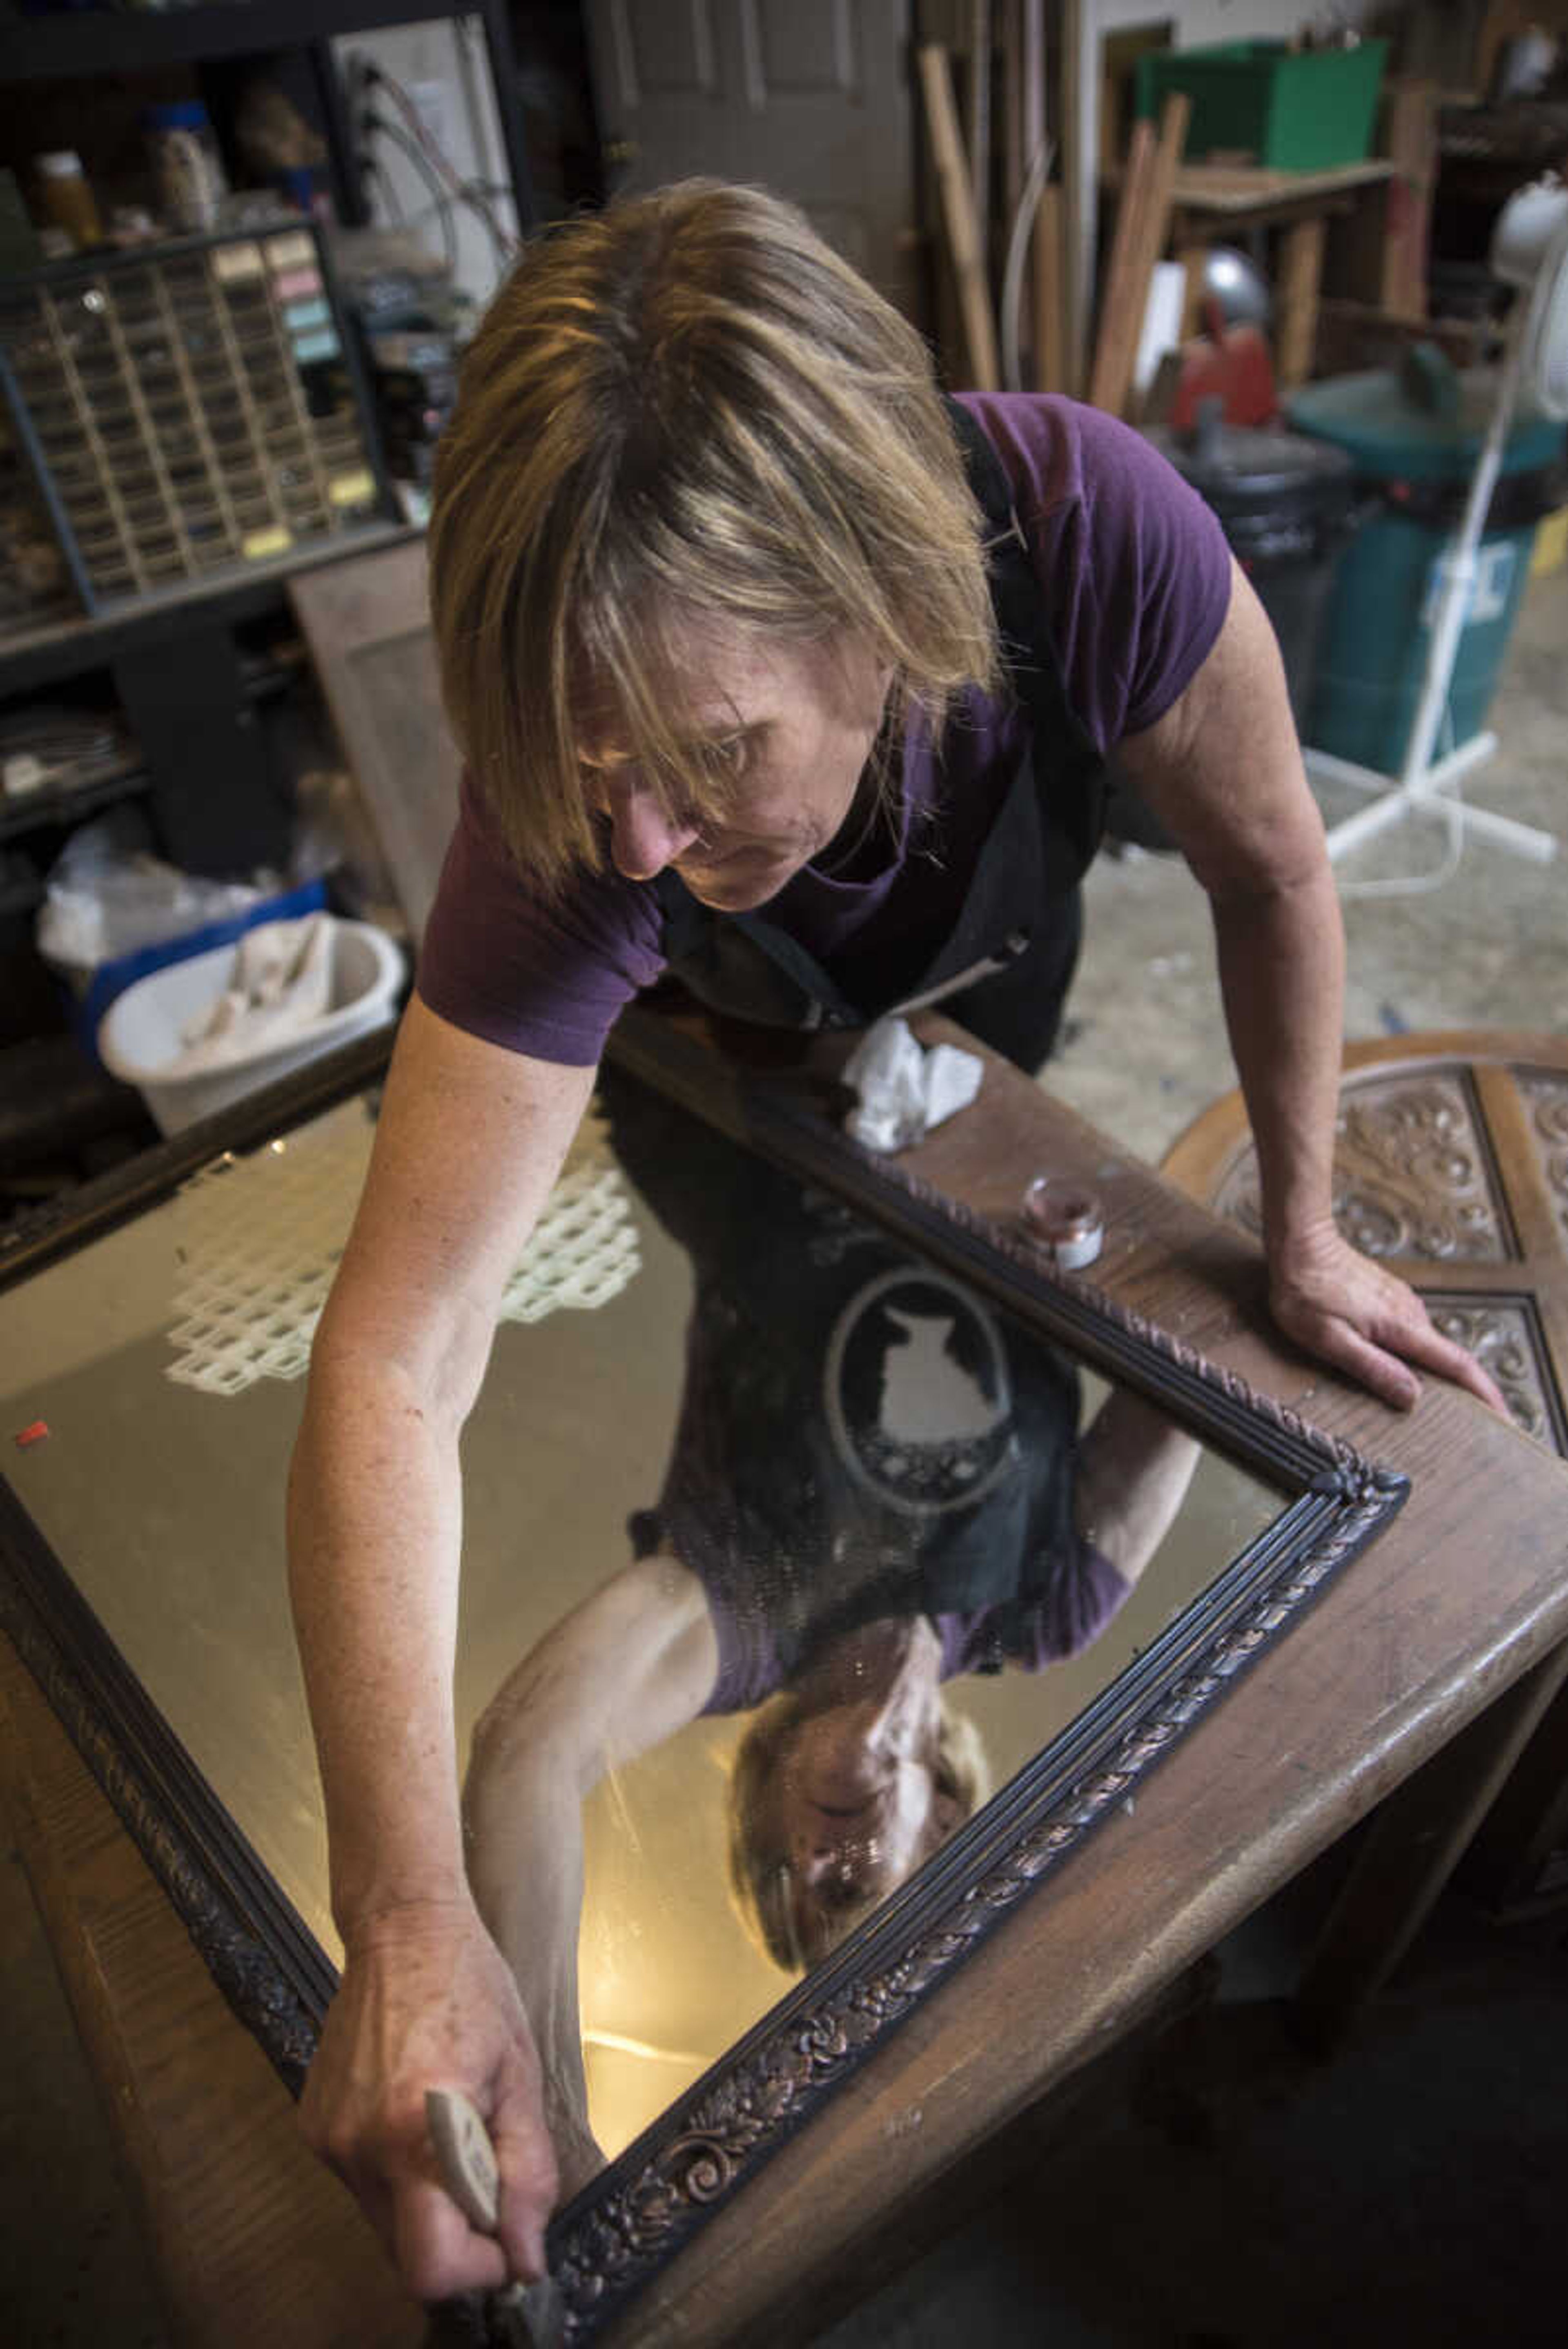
1135,39,1388,172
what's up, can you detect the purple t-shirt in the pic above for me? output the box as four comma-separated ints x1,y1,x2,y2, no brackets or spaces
416,394,1233,1065
700,1543,1131,1716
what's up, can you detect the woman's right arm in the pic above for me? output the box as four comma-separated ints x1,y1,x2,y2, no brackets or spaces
287,993,596,2301
1072,1388,1201,1588
461,1553,718,2200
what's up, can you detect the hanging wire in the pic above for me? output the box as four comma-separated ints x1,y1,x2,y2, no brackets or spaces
367,114,458,279
1000,140,1056,393
364,156,404,224
366,61,519,263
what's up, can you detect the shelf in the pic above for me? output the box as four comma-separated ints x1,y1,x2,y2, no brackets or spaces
0,763,152,847
0,520,420,699
0,0,488,80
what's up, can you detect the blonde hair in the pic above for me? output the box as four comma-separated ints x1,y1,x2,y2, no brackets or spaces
726,1688,991,1974
428,178,1000,895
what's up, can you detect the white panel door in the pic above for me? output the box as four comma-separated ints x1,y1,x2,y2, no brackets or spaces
585,0,919,317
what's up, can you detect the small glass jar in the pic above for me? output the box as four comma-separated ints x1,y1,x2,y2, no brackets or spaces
34,151,102,251
145,101,228,234
1021,1175,1105,1270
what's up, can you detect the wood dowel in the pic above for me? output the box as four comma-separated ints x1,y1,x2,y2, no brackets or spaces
1091,93,1189,418
1088,118,1155,410
969,0,993,228
919,42,1000,391
1118,91,1191,417
1033,182,1065,392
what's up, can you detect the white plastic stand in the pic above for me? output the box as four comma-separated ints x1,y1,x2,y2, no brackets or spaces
1306,283,1559,870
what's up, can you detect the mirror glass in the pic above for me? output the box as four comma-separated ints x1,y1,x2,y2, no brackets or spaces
0,1065,1278,2184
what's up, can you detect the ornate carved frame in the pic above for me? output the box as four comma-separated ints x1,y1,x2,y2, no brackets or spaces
0,1016,1408,2344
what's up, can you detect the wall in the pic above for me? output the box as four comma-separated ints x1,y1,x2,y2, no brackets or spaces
330,17,520,312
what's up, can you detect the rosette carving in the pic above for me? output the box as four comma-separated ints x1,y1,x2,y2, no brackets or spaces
1519,1071,1568,1245
1214,1073,1507,1262
1425,1296,1558,1448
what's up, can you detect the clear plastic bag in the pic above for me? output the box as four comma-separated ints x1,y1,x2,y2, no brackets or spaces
36,809,278,980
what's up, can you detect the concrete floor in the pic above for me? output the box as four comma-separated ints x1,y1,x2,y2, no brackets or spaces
1050,560,1568,1167
2,563,1565,2345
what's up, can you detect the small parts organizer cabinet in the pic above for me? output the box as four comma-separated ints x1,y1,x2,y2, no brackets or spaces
0,220,390,639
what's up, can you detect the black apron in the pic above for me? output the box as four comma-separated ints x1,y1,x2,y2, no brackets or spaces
652,400,1108,1054
605,1063,1086,1686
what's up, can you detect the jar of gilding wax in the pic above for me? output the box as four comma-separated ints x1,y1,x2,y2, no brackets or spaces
1021,1175,1105,1269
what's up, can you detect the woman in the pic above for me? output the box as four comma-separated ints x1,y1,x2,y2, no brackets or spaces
287,178,1503,2306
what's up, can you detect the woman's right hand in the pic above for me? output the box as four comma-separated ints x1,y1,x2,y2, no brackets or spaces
299,1897,559,2302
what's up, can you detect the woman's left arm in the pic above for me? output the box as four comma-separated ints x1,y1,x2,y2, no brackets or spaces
1116,557,1504,1415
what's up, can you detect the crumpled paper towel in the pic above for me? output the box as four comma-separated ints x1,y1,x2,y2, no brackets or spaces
841,1014,983,1153
166,914,334,1077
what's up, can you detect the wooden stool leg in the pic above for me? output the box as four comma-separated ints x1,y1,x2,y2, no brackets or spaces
1294,1641,1568,2048
1276,216,1325,390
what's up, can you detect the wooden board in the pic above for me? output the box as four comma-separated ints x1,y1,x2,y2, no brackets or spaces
0,1630,423,2349
918,42,1000,391
1381,78,1438,322
1154,160,1396,214
1163,1027,1568,2032
1088,96,1189,418
289,539,460,947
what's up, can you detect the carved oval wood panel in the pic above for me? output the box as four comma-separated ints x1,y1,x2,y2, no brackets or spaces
1167,1039,1568,1457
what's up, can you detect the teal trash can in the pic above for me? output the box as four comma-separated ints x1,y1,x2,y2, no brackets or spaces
1290,351,1566,776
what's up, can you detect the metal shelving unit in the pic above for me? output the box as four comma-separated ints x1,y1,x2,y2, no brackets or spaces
0,2,537,240
0,1,533,881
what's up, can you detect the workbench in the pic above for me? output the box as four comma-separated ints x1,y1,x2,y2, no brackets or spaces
1138,159,1399,390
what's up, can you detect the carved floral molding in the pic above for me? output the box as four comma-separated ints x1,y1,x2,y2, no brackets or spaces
1214,1073,1509,1263
1519,1071,1568,1247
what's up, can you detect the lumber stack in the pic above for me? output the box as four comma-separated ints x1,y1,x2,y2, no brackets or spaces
914,16,1188,418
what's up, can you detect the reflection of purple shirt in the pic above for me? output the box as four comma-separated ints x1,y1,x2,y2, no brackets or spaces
416,394,1232,1066
697,1545,1131,1716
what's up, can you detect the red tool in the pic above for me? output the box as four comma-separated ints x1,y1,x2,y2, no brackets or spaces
1169,295,1278,430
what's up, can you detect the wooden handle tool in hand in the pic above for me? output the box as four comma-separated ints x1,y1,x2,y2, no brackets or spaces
425,2088,566,2349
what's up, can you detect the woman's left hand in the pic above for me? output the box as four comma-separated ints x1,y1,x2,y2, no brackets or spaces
1268,1222,1509,1417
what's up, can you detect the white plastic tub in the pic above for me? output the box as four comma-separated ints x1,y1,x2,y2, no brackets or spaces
98,917,403,1136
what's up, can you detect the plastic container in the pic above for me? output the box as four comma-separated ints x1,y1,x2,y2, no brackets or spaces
144,100,228,233
1290,357,1568,772
1118,410,1361,848
1144,410,1361,724
53,875,329,1064
1136,39,1388,172
33,150,101,250
98,916,403,1136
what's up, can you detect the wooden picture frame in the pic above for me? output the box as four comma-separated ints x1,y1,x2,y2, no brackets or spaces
0,1012,1408,2344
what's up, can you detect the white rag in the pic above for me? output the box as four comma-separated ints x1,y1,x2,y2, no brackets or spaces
841,1015,983,1153
165,915,334,1077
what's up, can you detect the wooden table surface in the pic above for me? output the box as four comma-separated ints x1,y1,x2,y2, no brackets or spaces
1163,1028,1568,2038
7,1016,1568,2349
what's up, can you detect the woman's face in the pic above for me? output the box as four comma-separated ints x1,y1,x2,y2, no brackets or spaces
766,1698,961,1968
581,623,892,912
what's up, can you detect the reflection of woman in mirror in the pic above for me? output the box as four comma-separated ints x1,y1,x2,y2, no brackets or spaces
461,1072,1200,2195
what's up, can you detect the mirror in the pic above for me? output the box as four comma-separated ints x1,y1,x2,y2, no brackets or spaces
0,1024,1406,2336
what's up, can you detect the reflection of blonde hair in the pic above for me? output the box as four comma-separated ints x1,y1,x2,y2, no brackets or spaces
726,1690,992,1974
428,178,1000,897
